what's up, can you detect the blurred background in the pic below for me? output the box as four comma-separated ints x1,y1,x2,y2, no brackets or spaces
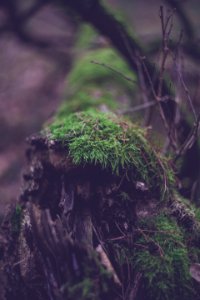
0,0,200,213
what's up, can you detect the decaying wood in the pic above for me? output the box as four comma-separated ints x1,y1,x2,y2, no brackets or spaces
0,132,157,300
1,131,200,300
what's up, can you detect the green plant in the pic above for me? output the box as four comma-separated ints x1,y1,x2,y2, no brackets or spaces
133,214,197,300
46,109,174,200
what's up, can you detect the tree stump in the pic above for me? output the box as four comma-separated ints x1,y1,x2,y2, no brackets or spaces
1,109,200,300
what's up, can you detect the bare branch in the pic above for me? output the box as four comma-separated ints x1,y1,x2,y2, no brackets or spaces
175,113,200,160
158,6,174,98
90,60,137,84
117,101,156,115
172,53,198,122
164,0,195,40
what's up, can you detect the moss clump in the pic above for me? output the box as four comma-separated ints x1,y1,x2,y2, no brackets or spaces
169,192,200,233
133,214,197,300
68,48,136,93
168,193,200,265
57,87,118,117
47,109,174,199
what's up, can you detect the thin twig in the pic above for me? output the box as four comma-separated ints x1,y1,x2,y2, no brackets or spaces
140,56,177,150
158,6,174,99
172,55,198,121
175,113,200,161
171,30,184,126
135,50,153,125
170,30,199,160
117,100,156,115
119,30,157,125
118,96,174,115
137,227,164,257
139,56,158,100
91,60,136,84
172,29,197,121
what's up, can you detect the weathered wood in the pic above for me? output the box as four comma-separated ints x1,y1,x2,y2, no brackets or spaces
1,123,199,299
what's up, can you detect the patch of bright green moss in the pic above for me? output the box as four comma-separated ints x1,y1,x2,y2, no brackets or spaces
47,110,174,199
57,87,118,117
68,48,136,93
133,214,197,300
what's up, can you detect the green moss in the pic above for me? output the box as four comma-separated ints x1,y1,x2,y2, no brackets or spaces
195,207,200,221
167,193,200,270
75,24,98,49
68,48,136,93
169,192,200,232
133,214,197,300
46,110,174,199
57,87,118,117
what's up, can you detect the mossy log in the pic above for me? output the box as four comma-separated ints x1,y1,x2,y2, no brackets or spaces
1,110,200,300
1,2,200,299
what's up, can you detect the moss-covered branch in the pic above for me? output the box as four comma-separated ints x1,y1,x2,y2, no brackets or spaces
58,0,176,124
